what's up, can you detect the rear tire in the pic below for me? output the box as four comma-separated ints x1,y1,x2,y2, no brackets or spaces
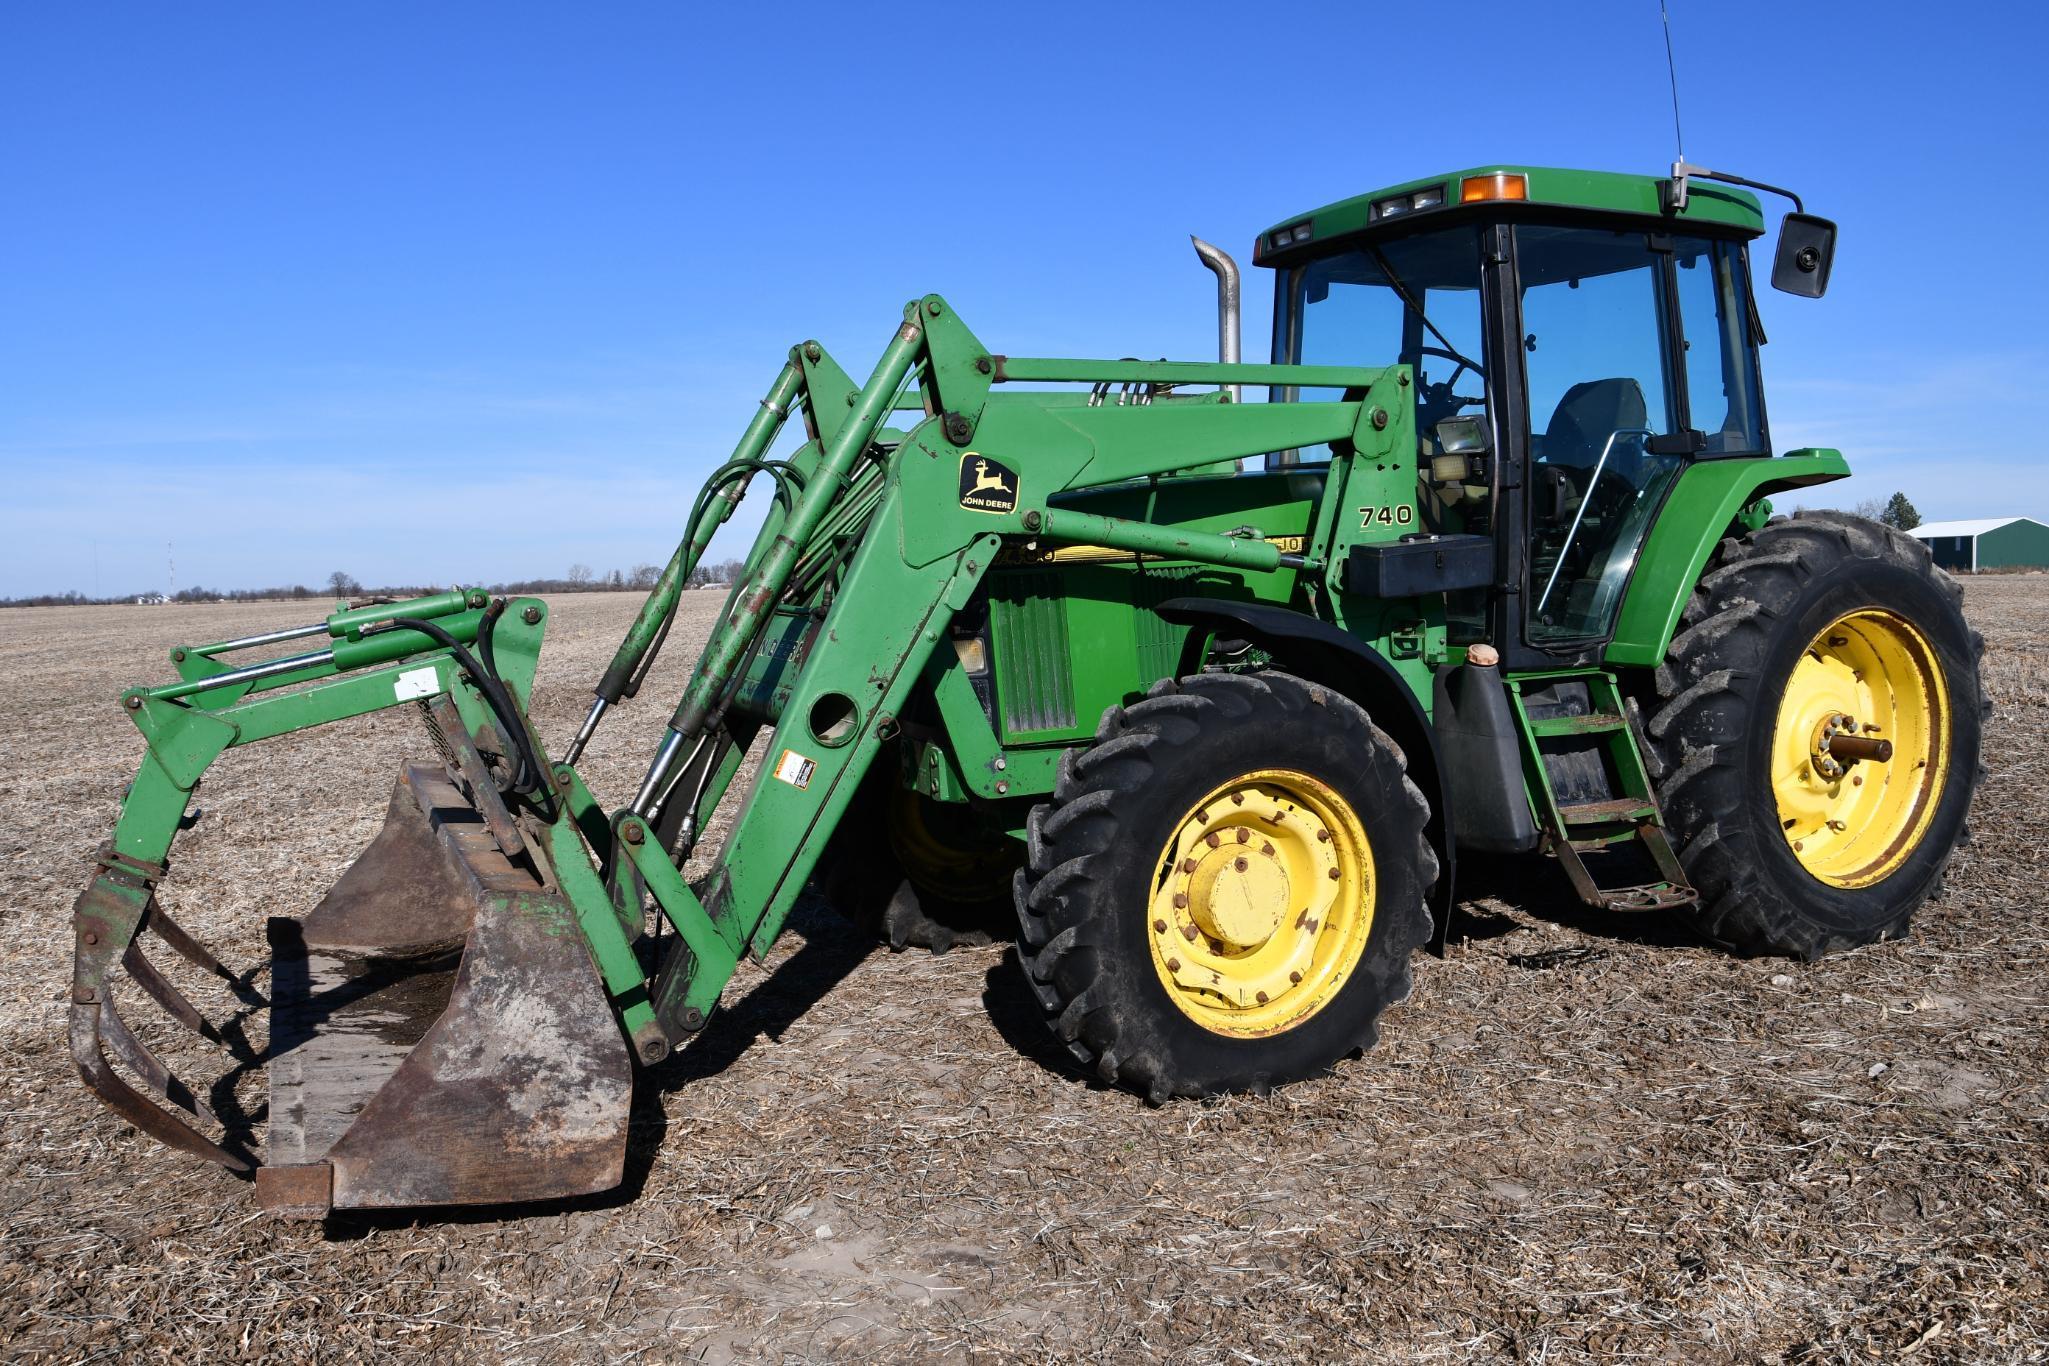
1014,671,1436,1102
1644,511,1986,959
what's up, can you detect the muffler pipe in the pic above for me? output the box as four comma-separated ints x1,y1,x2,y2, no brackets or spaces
1191,236,1242,403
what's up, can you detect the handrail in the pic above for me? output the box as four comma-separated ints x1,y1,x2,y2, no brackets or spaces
1536,426,1653,616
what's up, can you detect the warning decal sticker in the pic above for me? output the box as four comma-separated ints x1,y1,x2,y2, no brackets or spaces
773,748,817,790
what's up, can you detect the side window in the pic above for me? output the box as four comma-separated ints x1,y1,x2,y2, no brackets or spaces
1515,226,1684,643
1672,239,1765,454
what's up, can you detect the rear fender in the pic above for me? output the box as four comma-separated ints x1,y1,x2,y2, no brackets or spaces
1155,597,1455,949
1605,450,1850,667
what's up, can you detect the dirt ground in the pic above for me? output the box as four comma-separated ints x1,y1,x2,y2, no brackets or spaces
1,581,2043,1363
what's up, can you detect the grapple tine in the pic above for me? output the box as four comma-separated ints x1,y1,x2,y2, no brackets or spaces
121,939,221,1044
143,897,266,1008
99,989,222,1127
69,1002,252,1173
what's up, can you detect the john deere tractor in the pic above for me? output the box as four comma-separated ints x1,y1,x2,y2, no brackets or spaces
70,163,1984,1215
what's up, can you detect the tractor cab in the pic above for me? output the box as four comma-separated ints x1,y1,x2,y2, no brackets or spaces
1255,166,1823,669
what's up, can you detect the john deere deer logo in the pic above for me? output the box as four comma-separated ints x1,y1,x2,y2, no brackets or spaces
958,453,1019,514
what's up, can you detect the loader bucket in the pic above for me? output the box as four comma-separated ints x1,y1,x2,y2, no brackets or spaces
254,763,633,1217
72,759,633,1220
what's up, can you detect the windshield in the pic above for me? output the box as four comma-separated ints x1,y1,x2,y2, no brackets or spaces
1274,224,1488,432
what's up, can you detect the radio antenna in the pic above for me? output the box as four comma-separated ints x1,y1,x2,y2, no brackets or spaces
1659,0,1686,165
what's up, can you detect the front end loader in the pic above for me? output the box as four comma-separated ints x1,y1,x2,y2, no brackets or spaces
71,164,1984,1215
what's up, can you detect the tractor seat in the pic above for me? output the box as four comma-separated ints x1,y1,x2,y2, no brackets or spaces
1540,378,1647,470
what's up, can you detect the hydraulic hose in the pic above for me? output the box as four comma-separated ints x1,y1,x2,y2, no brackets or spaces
391,605,560,823
567,452,810,765
601,457,801,706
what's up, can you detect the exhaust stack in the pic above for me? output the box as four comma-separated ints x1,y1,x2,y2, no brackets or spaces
1190,236,1242,403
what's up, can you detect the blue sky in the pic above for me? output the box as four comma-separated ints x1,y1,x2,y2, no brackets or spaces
3,2,2044,598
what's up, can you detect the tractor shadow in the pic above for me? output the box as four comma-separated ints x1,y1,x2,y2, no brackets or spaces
979,851,1718,1092
979,951,1104,1090
320,895,875,1239
323,852,1706,1235
1448,852,1703,953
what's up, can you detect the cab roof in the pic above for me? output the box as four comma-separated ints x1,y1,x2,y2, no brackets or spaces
1255,165,1765,266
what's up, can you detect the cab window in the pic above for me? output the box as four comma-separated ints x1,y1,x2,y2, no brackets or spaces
1517,226,1684,643
1673,238,1765,455
1277,225,1488,450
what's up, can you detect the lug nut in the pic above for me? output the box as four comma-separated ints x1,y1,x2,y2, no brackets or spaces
1153,919,1168,933
1166,957,1181,973
1327,867,1341,880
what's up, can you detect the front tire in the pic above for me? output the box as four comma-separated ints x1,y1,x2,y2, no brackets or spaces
1645,511,1986,959
1014,671,1436,1102
813,754,1018,954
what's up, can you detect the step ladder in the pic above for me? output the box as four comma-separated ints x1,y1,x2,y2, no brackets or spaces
1507,670,1697,913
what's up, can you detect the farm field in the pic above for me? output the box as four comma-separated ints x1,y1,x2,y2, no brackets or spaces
1,582,2043,1362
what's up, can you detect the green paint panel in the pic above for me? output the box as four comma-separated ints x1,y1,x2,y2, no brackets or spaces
989,573,1076,734
1261,165,1766,261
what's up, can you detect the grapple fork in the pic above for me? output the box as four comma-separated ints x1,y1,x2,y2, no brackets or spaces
70,592,636,1217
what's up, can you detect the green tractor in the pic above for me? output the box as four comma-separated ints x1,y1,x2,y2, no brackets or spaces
70,163,1984,1215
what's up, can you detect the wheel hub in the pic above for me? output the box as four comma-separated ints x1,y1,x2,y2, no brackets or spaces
1185,837,1291,947
1147,769,1374,1037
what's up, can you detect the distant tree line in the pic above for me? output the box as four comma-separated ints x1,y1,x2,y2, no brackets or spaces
3,558,752,609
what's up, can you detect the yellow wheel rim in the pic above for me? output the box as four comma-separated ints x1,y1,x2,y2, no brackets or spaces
1771,609,1949,888
885,786,1015,904
1146,768,1374,1037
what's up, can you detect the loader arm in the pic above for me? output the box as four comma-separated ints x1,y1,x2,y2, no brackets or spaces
71,294,1409,1215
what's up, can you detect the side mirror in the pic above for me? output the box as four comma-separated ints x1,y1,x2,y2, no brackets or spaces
1771,212,1837,297
1429,414,1492,485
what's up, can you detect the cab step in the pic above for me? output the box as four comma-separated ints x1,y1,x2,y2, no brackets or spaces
1508,672,1697,915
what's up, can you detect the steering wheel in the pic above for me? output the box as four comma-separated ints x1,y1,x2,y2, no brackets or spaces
1419,344,1486,387
1416,345,1486,426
